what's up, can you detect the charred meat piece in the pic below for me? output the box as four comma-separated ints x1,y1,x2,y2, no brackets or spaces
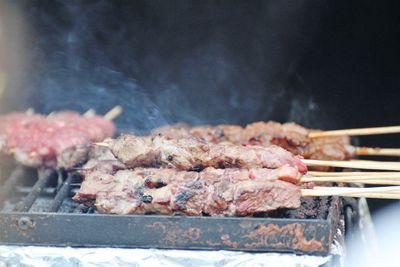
105,134,307,173
0,111,116,168
74,167,302,216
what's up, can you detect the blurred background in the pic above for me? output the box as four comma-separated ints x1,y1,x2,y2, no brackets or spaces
0,0,399,214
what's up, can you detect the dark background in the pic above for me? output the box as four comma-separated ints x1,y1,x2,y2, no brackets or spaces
1,0,400,213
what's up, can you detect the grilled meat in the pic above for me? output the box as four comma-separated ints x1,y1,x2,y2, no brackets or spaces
152,121,352,162
74,166,302,216
0,111,116,168
153,123,243,144
243,121,351,161
105,134,307,173
77,146,126,175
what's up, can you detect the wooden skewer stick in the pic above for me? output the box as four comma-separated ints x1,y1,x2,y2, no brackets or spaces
302,175,400,185
307,179,400,186
83,108,96,117
302,159,400,171
94,142,109,147
302,186,400,199
308,171,400,177
25,108,34,115
352,147,400,157
309,125,400,138
0,72,6,98
313,185,400,193
302,190,400,199
308,171,400,176
104,105,123,121
303,174,400,181
350,159,400,164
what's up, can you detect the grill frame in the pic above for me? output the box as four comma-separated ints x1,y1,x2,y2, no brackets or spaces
0,167,343,255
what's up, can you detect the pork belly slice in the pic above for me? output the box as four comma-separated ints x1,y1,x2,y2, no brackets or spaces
74,166,302,216
106,134,307,173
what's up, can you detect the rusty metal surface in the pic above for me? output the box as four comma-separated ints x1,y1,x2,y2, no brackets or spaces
0,212,333,255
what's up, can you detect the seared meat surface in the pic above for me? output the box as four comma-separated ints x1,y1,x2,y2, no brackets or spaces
105,134,307,173
153,121,352,162
243,121,351,161
74,166,302,216
152,123,243,144
76,146,126,175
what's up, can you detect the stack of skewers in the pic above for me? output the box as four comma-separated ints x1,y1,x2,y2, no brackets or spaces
149,121,400,201
2,107,400,215
302,126,400,199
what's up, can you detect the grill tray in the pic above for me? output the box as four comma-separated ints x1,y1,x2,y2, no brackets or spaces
0,166,342,255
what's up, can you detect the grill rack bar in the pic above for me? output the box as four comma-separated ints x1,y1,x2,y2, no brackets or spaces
0,166,345,255
0,167,25,204
0,212,335,255
13,169,56,212
49,173,75,212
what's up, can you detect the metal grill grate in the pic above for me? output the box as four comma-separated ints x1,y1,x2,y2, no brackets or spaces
0,166,344,255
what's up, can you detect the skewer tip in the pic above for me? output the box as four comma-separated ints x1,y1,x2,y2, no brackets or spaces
104,105,123,121
83,108,96,117
26,108,34,115
93,142,110,147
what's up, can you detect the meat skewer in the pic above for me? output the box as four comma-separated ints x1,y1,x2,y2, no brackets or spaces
0,106,121,168
153,122,400,159
100,134,307,174
73,144,400,217
74,166,302,216
152,122,352,162
74,158,400,217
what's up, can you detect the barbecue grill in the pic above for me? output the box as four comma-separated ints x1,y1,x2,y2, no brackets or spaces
0,165,353,257
1,1,395,266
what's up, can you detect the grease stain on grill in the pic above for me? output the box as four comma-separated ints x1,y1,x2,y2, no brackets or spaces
146,221,167,232
181,227,201,241
221,234,240,248
144,221,202,245
243,223,325,252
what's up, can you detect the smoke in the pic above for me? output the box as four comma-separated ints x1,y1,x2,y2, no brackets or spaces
0,1,31,113
3,0,332,132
